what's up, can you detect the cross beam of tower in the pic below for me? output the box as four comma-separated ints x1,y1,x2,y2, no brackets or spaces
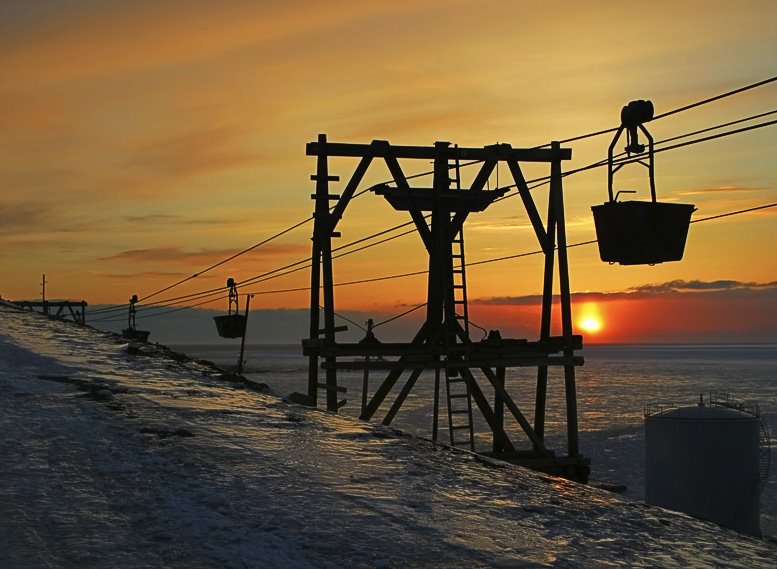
302,135,589,482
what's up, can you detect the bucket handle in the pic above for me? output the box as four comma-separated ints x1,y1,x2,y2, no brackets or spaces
607,100,656,203
614,190,636,202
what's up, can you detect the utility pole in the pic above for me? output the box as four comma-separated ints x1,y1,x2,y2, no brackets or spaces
41,274,48,315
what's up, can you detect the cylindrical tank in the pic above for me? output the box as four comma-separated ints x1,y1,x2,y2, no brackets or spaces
645,404,761,535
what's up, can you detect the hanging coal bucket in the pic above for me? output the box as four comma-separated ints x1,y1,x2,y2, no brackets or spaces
592,200,695,265
122,294,151,341
214,278,247,338
213,314,247,338
592,100,695,265
122,328,151,342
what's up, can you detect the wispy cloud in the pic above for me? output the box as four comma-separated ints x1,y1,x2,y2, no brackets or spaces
0,203,56,236
677,185,766,196
99,243,308,264
122,214,180,224
125,126,257,178
0,1,405,89
97,271,189,280
473,280,777,305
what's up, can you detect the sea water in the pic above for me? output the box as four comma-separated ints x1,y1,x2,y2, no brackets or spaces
175,342,777,534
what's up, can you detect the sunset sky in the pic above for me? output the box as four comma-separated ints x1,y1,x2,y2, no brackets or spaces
1,1,776,343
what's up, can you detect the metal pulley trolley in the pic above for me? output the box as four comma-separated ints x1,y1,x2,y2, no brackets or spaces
592,100,696,265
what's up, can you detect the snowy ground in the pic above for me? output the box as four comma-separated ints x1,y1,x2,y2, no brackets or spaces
1,305,775,568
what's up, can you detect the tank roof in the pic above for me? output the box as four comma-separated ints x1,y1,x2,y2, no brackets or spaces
647,405,756,420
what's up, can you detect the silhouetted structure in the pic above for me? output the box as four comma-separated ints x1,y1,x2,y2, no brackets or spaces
213,278,247,339
122,294,150,342
14,300,87,325
593,100,695,265
302,135,588,482
213,277,253,375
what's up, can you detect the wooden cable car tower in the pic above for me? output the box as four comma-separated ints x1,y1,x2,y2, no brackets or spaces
302,135,589,482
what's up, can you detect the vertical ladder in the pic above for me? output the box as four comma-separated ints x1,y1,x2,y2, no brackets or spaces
450,149,470,341
444,150,475,450
452,229,470,342
445,364,475,451
446,227,475,451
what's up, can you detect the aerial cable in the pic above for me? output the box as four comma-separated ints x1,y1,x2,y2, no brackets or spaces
656,108,777,146
149,115,777,311
122,201,776,319
132,161,486,304
137,216,314,303
373,303,427,328
137,115,777,311
542,74,777,146
328,307,367,332
690,202,777,224
652,75,777,121
111,98,777,312
119,75,777,306
638,117,777,158
136,293,230,320
493,114,777,203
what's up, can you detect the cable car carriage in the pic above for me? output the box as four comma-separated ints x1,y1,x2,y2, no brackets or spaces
592,100,695,265
122,294,151,342
213,278,247,338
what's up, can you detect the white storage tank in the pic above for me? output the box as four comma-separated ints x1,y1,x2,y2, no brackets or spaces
645,397,763,536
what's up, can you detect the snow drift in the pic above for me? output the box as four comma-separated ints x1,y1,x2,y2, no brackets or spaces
1,304,774,568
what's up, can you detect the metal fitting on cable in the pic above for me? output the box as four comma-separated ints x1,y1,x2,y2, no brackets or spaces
621,99,654,154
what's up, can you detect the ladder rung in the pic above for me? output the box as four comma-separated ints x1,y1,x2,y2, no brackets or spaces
449,409,471,415
451,425,472,430
452,254,464,259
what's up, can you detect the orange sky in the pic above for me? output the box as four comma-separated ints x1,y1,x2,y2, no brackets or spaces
1,1,776,343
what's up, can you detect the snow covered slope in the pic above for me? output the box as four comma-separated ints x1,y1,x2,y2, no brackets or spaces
1,304,775,568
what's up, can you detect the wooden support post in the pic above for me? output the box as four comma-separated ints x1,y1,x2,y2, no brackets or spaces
534,171,558,446
307,135,329,406
382,368,424,426
237,294,253,376
551,141,580,458
432,367,441,442
493,366,506,453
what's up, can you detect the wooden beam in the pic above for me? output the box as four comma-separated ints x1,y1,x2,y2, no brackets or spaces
307,140,572,163
319,355,582,370
381,368,424,426
479,364,551,456
458,368,515,453
507,159,549,252
360,321,431,421
302,337,582,358
328,154,373,230
551,142,581,458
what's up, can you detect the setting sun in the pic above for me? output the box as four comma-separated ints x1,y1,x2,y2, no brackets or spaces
579,316,603,333
577,302,604,334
